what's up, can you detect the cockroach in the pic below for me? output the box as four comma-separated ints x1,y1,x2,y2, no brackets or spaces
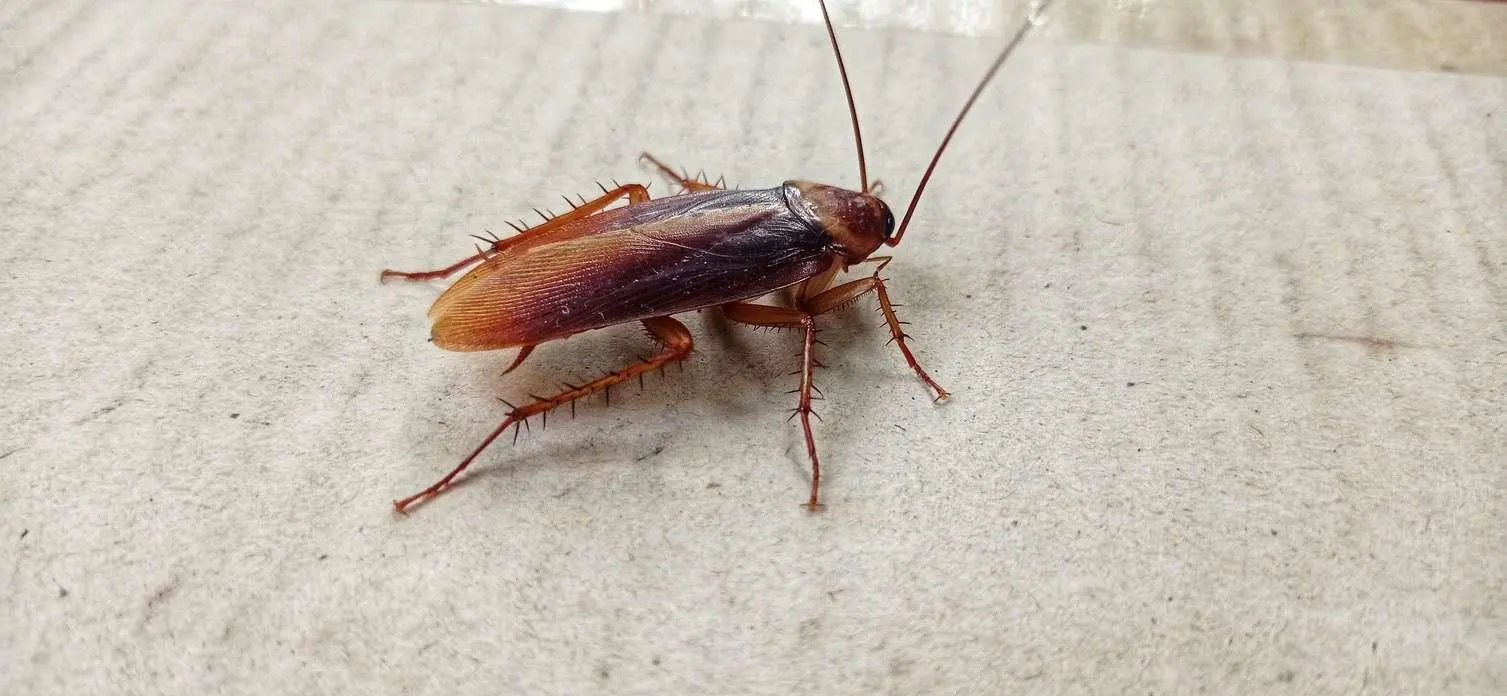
383,0,1053,512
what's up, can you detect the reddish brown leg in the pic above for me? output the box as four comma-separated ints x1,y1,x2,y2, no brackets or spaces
793,314,823,509
381,184,651,283
501,345,536,376
394,316,693,513
379,250,490,283
721,302,827,510
793,257,843,304
804,265,949,401
639,152,724,193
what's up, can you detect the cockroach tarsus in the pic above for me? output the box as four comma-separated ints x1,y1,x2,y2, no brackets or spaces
383,0,1054,513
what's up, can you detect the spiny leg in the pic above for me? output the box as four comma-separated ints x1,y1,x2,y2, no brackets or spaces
721,302,826,510
794,314,823,509
380,183,651,282
394,316,693,513
639,152,725,193
803,266,949,401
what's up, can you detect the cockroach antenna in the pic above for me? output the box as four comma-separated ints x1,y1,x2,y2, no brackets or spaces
816,0,870,193
889,0,1054,246
817,0,1055,244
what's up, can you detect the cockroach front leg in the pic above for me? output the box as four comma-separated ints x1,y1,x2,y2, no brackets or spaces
721,302,827,510
394,316,692,513
380,183,651,283
805,267,950,401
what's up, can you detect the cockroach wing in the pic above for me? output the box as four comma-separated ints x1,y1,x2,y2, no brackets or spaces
429,188,832,351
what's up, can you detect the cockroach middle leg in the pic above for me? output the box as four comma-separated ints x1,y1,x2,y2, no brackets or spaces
393,316,693,513
721,302,827,509
380,183,651,282
378,251,491,283
639,152,724,193
794,314,823,510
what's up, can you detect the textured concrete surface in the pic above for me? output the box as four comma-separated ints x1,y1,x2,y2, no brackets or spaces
3,0,1504,693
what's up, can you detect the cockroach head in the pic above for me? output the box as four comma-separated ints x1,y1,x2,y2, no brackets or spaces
785,180,893,263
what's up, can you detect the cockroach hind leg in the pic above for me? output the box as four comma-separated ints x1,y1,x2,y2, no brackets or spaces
393,413,522,514
395,183,650,286
395,317,694,514
639,152,724,193
380,250,490,283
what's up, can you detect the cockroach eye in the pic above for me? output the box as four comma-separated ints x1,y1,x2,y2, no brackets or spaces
880,201,896,241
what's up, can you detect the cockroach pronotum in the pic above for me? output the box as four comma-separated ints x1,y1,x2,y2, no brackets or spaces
383,0,1054,512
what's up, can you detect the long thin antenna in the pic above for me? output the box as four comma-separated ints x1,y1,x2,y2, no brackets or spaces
817,0,869,193
888,0,1053,246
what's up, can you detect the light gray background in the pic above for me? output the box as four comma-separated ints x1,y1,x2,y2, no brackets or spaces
3,0,1504,693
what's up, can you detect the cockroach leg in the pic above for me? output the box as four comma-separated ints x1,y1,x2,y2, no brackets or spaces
518,184,650,232
639,152,724,193
794,258,843,303
380,184,651,283
501,345,536,376
804,272,950,402
379,251,490,283
721,302,827,509
869,276,947,401
721,302,806,328
394,316,692,513
795,314,824,510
